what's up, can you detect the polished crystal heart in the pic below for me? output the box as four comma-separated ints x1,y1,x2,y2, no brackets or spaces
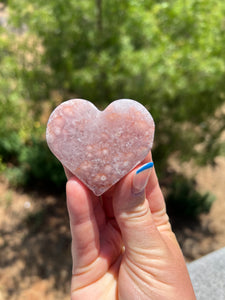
46,99,155,196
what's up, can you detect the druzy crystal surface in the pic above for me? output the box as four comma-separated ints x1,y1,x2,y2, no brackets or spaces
46,99,155,196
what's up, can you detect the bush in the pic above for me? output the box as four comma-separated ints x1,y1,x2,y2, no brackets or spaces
166,174,215,218
18,139,66,190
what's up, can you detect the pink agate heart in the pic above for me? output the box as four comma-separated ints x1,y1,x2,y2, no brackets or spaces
46,99,155,196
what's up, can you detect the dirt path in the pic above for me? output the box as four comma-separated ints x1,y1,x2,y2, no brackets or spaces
170,156,225,261
0,182,71,300
0,157,225,299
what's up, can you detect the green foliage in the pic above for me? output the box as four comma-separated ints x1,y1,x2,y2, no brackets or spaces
166,174,215,218
18,139,66,189
0,28,26,163
0,156,6,173
0,24,64,188
0,1,224,217
4,139,66,189
8,0,225,169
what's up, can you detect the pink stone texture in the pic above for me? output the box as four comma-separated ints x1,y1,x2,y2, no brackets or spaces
46,99,155,196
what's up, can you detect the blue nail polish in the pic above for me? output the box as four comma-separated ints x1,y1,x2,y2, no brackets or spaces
136,162,154,174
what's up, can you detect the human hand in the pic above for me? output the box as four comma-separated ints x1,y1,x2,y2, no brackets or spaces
65,153,196,300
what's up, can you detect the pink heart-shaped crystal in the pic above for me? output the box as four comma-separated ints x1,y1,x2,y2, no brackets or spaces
46,99,155,196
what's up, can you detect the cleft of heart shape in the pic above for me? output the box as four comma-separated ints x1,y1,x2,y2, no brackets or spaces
46,99,155,196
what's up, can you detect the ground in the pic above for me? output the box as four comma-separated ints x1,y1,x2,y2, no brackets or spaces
169,156,225,261
0,156,225,299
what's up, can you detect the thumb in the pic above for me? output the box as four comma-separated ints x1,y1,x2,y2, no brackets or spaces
113,162,165,253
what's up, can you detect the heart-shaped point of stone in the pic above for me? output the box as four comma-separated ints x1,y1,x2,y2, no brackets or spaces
46,99,155,196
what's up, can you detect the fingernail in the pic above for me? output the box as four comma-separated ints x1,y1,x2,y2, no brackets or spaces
132,162,154,194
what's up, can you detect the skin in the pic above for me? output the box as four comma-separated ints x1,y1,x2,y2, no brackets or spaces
64,152,196,300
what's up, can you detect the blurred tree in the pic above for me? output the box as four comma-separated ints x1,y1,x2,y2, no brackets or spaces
0,24,64,188
1,0,225,204
8,0,225,166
